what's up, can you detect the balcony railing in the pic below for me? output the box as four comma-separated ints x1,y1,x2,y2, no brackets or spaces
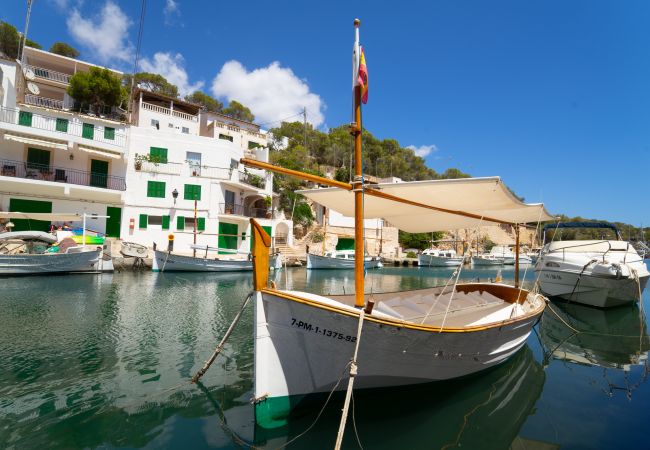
218,203,278,218
0,158,126,191
141,102,198,122
138,160,182,175
0,106,126,147
24,94,65,110
25,64,72,84
239,171,266,189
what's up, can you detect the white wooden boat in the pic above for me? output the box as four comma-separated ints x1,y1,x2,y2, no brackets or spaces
471,254,504,266
306,250,383,270
152,248,283,272
0,247,102,275
418,248,463,267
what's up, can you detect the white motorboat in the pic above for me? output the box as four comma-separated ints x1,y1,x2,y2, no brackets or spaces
535,223,649,308
471,254,504,266
488,245,532,265
306,250,383,270
418,248,463,267
152,246,283,272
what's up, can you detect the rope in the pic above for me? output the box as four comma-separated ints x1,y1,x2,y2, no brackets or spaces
192,292,253,383
161,250,171,272
351,392,364,450
567,259,598,303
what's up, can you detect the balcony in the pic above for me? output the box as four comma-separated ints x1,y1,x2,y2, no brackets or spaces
24,94,67,110
141,102,198,122
0,158,126,191
24,64,72,84
136,160,233,180
218,203,278,218
239,171,266,189
0,106,126,148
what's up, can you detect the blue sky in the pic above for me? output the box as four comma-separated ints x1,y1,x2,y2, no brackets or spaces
3,0,649,225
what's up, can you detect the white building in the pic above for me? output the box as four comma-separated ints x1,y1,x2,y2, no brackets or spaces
122,89,293,254
0,48,127,235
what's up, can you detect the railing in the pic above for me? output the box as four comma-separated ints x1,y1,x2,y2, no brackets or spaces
0,158,126,191
217,203,278,218
137,160,182,175
25,64,72,84
24,94,65,110
239,171,266,189
0,106,126,147
141,102,199,122
218,203,246,216
190,165,231,180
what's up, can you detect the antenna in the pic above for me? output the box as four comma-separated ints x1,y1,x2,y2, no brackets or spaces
27,82,39,95
24,67,35,80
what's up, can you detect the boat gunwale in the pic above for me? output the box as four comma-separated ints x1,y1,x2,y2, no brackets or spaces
260,283,546,333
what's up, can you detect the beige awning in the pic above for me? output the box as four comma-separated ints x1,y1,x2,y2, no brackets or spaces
298,177,554,233
4,133,68,151
0,212,82,221
78,146,122,159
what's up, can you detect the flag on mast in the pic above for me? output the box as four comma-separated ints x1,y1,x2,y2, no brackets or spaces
358,46,368,104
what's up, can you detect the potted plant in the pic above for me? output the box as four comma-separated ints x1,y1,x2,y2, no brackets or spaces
264,196,273,218
134,153,145,170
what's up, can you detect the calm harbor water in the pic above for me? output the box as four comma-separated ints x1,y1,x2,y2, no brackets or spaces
1,264,649,449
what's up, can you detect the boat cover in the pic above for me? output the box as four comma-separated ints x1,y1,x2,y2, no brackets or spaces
0,231,58,243
0,212,82,221
298,177,553,232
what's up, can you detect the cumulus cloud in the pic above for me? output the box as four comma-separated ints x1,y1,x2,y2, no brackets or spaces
212,61,325,128
163,0,182,26
66,1,133,64
140,52,204,97
407,144,438,158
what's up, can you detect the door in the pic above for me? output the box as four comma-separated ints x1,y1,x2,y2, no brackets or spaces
336,238,355,251
105,206,122,238
9,198,52,231
90,159,109,188
27,147,51,171
218,222,239,254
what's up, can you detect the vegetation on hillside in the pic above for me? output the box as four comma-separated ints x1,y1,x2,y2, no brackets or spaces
541,215,650,242
0,21,21,59
184,90,223,112
68,67,125,114
49,42,80,58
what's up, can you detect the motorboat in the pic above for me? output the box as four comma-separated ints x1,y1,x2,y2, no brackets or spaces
153,244,283,272
306,250,383,269
471,253,504,266
418,248,463,267
488,245,532,265
535,222,649,308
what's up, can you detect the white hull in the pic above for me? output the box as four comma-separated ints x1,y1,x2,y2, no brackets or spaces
471,256,504,266
253,284,545,428
306,253,382,270
0,249,102,275
418,254,463,267
153,250,253,272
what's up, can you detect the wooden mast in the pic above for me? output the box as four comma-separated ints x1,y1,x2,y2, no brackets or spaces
351,19,365,308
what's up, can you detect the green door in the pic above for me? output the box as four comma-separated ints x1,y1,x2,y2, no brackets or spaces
9,198,52,231
250,225,272,250
105,206,121,238
90,159,109,188
27,148,51,170
336,238,355,251
218,222,239,254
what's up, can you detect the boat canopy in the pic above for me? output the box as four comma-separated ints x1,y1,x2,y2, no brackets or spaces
0,231,58,243
298,177,553,232
0,212,82,221
542,222,619,233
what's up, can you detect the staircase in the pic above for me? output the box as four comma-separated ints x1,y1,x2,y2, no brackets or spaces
276,224,325,263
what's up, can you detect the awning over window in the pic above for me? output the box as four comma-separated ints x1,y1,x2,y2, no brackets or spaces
77,146,122,159
3,133,68,151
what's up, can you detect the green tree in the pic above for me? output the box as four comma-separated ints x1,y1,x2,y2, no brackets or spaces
25,39,41,50
49,42,80,58
0,21,20,59
68,67,123,114
124,72,179,98
185,90,222,112
399,231,444,250
222,100,254,122
440,168,471,179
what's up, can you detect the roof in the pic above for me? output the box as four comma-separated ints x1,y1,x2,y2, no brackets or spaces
298,177,554,233
133,88,201,114
542,222,619,232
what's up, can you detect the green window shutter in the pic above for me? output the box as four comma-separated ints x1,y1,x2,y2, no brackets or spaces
162,215,170,230
183,184,201,200
197,217,205,231
177,216,185,230
18,111,33,126
149,147,168,164
139,214,148,229
55,118,68,132
218,222,239,254
27,148,51,169
104,127,115,140
147,181,166,198
82,123,94,139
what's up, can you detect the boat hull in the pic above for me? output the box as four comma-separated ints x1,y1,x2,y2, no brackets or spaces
306,253,382,270
152,250,253,272
471,256,503,266
253,286,544,428
0,249,102,275
417,254,463,267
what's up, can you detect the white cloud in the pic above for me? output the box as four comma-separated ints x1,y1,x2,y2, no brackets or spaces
163,0,181,26
407,144,438,158
51,0,70,8
211,60,325,128
140,52,204,97
66,1,133,64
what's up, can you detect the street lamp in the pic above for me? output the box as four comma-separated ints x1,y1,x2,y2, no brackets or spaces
172,188,178,205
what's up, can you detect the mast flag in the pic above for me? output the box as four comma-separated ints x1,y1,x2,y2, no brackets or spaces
358,47,368,104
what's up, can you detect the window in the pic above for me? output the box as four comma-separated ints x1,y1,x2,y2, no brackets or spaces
225,190,235,206
27,148,50,170
168,123,174,128
55,118,68,132
147,180,166,198
149,147,168,164
139,214,148,229
18,111,32,127
218,133,234,142
182,127,189,134
184,184,201,201
82,123,94,139
186,151,201,176
147,215,163,226
104,127,115,140
230,158,239,170
151,119,160,129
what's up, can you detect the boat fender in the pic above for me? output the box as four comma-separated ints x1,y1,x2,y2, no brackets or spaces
612,263,623,279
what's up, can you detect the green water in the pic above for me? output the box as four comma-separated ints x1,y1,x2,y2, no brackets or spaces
1,265,649,449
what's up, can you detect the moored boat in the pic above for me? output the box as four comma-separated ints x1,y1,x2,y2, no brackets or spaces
471,254,504,266
418,248,463,267
306,250,383,270
152,246,283,272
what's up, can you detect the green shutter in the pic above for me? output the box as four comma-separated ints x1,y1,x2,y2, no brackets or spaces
147,180,166,198
104,127,115,140
183,184,201,200
9,198,52,231
177,216,185,230
149,147,168,164
218,222,238,254
139,214,148,229
18,111,32,126
336,238,355,251
197,217,205,231
55,118,68,132
27,148,51,169
162,215,170,230
82,123,94,139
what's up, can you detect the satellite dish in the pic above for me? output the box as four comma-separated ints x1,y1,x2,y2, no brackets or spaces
24,68,35,80
27,82,40,95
